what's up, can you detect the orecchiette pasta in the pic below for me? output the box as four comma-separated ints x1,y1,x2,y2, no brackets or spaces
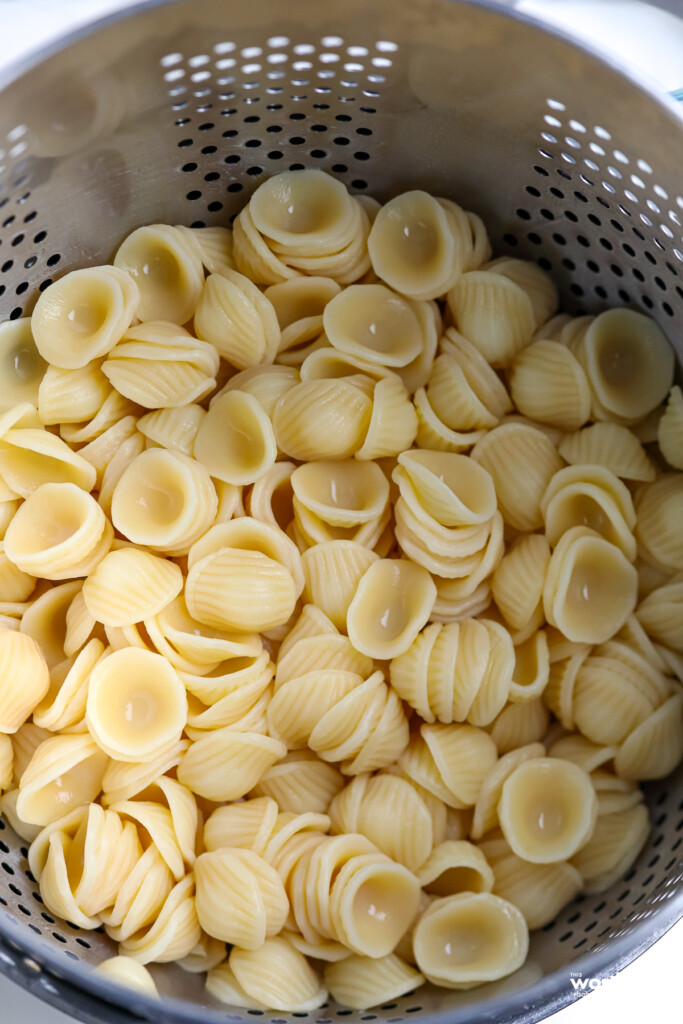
194,269,280,369
113,224,204,325
0,319,47,410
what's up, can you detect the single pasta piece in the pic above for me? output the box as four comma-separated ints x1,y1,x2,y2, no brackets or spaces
0,734,12,792
16,733,108,826
488,697,550,754
356,373,418,460
492,534,550,633
636,575,683,653
32,267,139,369
118,874,201,964
82,548,183,627
508,340,591,431
346,558,437,659
0,629,50,733
508,631,550,702
113,224,204,324
470,743,545,840
33,638,104,732
292,459,389,528
108,774,197,882
613,693,683,781
177,934,227,975
203,797,280,855
252,751,345,815
498,756,597,863
325,954,424,1010
102,321,219,409
194,270,280,368
541,464,637,561
328,773,435,872
38,361,110,426
485,258,558,329
323,284,424,368
137,404,207,456
250,169,358,255
266,275,340,357
215,364,300,419
558,422,655,482
94,957,159,998
175,224,234,277
100,845,174,942
471,422,563,532
206,960,267,1010
273,379,372,461
0,319,47,410
111,448,217,555
479,838,583,929
399,722,498,809
86,647,187,762
543,527,638,644
301,541,380,631
658,385,683,470
389,618,514,726
448,271,535,368
0,425,97,498
413,892,529,989
396,449,497,527
367,190,463,300
570,802,650,893
194,847,288,948
145,594,262,672
4,482,111,579
417,840,494,896
228,938,327,1012
0,542,36,602
635,474,683,572
19,581,82,668
177,727,287,802
195,393,278,489
579,308,674,422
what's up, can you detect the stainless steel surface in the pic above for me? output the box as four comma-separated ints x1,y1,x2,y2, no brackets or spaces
0,1,681,1022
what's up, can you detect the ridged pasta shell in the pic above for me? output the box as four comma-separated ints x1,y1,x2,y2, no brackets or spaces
570,803,650,893
508,340,590,431
206,961,267,1009
217,364,300,419
302,541,379,631
413,386,486,452
177,728,287,801
488,698,549,754
347,558,436,660
94,957,159,998
397,450,497,528
0,426,97,498
38,361,110,426
448,271,535,368
471,423,563,532
119,874,201,964
441,329,513,417
251,752,344,816
427,354,499,431
635,475,683,571
614,693,683,780
558,422,655,482
195,847,288,948
418,839,493,896
83,548,182,627
487,258,558,329
194,270,280,368
0,630,50,733
636,576,683,652
273,379,372,461
137,404,206,456
114,225,203,324
230,937,327,1012
17,733,108,826
101,845,174,941
325,954,424,1010
658,385,683,470
489,847,583,929
204,797,279,856
176,225,234,277
471,743,545,840
404,723,497,808
0,320,47,410
492,534,550,632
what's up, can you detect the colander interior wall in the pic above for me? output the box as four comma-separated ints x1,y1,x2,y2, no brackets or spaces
0,1,682,1022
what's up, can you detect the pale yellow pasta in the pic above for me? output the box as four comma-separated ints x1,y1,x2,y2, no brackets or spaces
479,839,583,929
252,751,344,815
194,270,280,368
228,938,327,1012
82,547,182,627
558,422,655,481
10,723,52,784
570,802,650,893
32,266,139,369
146,594,261,673
204,797,279,856
0,319,47,410
0,425,97,497
233,201,301,286
119,874,201,964
137,404,206,456
216,365,300,419
397,449,496,528
471,743,545,840
413,892,529,989
636,575,683,652
274,610,372,685
86,647,187,761
33,637,104,731
273,378,372,461
0,733,12,792
509,631,550,701
390,618,513,726
178,934,226,975
0,499,20,540
183,657,272,733
266,276,340,358
420,355,497,443
578,308,674,422
471,422,563,532
658,385,683,470
367,191,463,300
175,224,234,277
100,843,174,941
112,775,197,877
76,414,138,486
195,847,288,947
251,169,357,255
0,629,50,733
613,693,683,781
329,772,434,872
102,321,219,408
113,224,204,324
399,722,498,809
508,340,590,431
38,361,110,426
186,548,296,634
498,757,597,863
247,461,295,532
177,726,286,802
206,960,267,1010
418,840,494,896
292,459,389,528
16,733,108,826
488,697,549,754
448,271,535,368
111,448,217,554
356,373,419,460
543,527,638,644
94,956,160,998
0,542,36,602
442,327,514,414
346,558,436,659
325,954,424,1010
542,464,637,560
324,284,425,368
301,541,379,632
635,474,683,572
486,258,558,329
492,535,550,634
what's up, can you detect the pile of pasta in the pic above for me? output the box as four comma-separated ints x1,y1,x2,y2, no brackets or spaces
0,168,682,1012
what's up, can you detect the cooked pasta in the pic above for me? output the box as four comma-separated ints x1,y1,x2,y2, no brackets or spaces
0,169,679,1010
413,892,529,988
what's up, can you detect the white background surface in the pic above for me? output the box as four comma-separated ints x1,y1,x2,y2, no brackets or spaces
0,0,681,1021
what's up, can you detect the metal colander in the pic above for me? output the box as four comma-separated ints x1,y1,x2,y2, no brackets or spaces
0,1,681,1021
